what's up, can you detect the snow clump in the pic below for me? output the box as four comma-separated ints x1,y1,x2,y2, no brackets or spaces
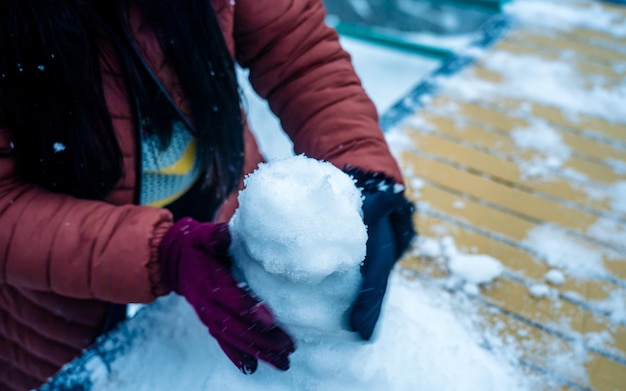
230,155,367,336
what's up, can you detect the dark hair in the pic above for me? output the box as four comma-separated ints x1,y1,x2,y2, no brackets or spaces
0,0,244,202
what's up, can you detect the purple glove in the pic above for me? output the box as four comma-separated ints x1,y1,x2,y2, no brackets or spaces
159,217,296,374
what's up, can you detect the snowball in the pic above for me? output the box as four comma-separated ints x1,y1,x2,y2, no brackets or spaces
230,155,366,285
229,155,367,336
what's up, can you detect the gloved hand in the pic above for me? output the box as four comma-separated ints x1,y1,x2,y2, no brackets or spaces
159,217,296,374
346,170,416,340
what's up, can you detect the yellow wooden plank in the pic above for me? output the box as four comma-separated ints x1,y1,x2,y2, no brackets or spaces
402,252,626,390
586,354,626,391
406,154,609,237
403,179,626,281
491,40,625,80
569,27,626,48
471,62,616,96
395,275,592,389
484,279,626,360
415,214,617,302
417,110,626,174
421,104,626,185
459,96,626,147
471,66,505,84
478,309,626,391
528,24,626,58
407,212,626,361
416,185,532,243
510,31,626,64
433,97,527,131
398,267,626,390
529,104,626,145
404,128,618,215
476,308,589,388
564,157,626,184
430,96,626,145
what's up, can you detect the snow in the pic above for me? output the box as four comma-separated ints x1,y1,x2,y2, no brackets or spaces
508,118,576,180
75,156,529,390
528,284,556,300
230,156,366,284
438,50,626,125
608,181,626,214
441,235,458,258
452,199,466,209
544,269,565,285
511,120,571,160
53,142,66,153
448,253,504,285
84,356,108,390
504,0,626,37
594,290,626,324
606,158,626,175
586,217,626,249
75,276,532,391
416,236,442,258
522,225,608,279
412,235,504,290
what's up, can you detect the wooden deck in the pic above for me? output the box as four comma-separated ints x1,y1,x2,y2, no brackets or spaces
393,1,626,390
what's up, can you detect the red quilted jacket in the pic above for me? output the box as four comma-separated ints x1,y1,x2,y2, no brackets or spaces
0,0,403,389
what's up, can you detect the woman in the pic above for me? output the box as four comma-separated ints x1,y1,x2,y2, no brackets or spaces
0,0,415,389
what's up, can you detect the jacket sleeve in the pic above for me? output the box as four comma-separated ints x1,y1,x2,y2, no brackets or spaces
232,0,404,184
0,127,173,304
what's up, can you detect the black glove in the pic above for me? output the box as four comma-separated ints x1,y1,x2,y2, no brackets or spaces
345,169,416,340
